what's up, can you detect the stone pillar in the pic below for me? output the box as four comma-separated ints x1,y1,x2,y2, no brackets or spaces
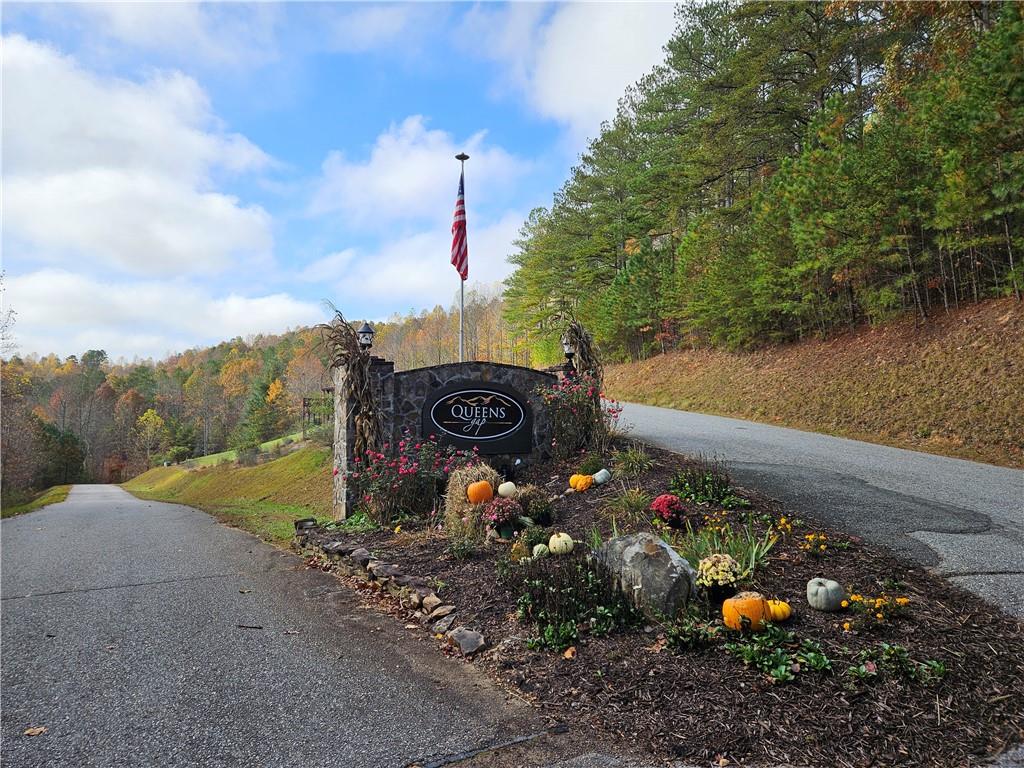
331,366,355,520
331,355,395,520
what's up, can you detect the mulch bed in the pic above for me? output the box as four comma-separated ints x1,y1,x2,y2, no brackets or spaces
305,445,1024,767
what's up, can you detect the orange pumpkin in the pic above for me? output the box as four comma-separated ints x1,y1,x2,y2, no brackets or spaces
722,591,770,632
467,480,494,504
568,474,585,490
574,475,594,492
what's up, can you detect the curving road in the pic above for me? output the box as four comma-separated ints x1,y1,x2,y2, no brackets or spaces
0,486,604,768
622,403,1024,617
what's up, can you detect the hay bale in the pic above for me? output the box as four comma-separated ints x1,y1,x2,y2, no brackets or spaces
444,463,502,539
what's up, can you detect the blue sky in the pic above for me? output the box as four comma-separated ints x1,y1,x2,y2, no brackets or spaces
2,2,677,361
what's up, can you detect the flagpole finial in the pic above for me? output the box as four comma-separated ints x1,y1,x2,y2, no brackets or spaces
455,152,469,162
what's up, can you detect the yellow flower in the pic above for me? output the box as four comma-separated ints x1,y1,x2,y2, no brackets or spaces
896,597,910,606
851,594,862,602
841,600,849,608
818,544,826,551
875,612,884,620
394,525,402,534
842,622,851,631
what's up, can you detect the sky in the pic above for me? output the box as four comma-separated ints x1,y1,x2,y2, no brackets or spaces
2,1,677,362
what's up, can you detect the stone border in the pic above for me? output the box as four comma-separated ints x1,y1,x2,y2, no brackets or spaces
293,523,486,656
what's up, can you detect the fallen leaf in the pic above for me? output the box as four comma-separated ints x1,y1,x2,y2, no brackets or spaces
645,635,668,654
563,646,577,659
23,727,47,737
237,624,264,630
283,629,300,635
239,589,253,594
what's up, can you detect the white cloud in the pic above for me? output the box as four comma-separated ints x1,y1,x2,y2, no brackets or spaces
309,115,528,227
323,4,433,54
6,269,323,360
321,210,524,310
59,3,280,68
297,249,356,282
2,34,273,275
461,3,676,144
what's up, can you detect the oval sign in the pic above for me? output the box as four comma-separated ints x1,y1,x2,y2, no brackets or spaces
429,389,526,441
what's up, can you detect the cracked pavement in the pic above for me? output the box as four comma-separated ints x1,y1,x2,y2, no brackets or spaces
622,403,1024,617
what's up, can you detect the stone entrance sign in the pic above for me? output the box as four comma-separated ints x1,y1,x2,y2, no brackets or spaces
332,359,558,517
424,382,532,454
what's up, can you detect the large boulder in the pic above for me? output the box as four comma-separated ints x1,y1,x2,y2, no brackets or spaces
596,533,697,619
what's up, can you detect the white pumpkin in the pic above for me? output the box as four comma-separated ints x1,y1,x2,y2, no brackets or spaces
532,543,550,558
548,532,574,555
806,578,846,612
497,481,517,498
592,468,612,485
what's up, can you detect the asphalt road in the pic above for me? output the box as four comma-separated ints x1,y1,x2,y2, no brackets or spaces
621,403,1024,617
1,485,590,768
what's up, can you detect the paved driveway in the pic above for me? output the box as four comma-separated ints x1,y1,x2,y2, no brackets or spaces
1,486,567,767
622,403,1024,616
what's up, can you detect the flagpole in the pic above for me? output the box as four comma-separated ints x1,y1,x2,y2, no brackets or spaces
456,152,469,363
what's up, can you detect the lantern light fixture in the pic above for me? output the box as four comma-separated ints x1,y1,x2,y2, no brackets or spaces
356,321,375,350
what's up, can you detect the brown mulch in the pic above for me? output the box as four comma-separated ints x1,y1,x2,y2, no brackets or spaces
306,445,1024,767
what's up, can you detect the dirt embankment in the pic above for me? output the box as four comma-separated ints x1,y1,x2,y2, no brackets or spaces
604,298,1024,468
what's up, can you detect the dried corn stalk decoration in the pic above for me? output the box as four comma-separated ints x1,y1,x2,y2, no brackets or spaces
564,318,603,387
317,306,382,458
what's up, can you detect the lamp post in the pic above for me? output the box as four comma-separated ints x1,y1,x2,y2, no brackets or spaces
356,321,375,351
561,333,576,375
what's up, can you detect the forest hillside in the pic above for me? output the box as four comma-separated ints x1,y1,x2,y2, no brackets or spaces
504,2,1023,363
605,297,1023,467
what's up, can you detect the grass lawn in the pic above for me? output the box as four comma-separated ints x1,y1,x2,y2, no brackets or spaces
1,485,72,519
184,431,304,468
123,447,333,543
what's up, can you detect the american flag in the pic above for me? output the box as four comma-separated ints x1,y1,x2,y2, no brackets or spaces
450,171,468,281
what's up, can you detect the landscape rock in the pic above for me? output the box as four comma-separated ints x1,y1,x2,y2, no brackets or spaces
431,614,456,634
349,548,372,569
322,541,355,556
596,532,697,619
422,593,442,613
427,604,455,622
369,562,402,581
447,627,485,656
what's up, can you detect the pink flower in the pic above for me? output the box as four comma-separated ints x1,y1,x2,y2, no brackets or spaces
332,467,339,476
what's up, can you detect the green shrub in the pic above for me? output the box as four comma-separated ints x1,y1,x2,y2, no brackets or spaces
521,525,551,550
668,516,778,578
602,487,652,525
511,551,639,650
846,643,947,685
447,536,478,561
724,624,832,683
612,444,654,477
348,432,481,526
668,455,748,508
537,373,619,460
577,454,605,475
516,484,554,526
666,609,721,651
